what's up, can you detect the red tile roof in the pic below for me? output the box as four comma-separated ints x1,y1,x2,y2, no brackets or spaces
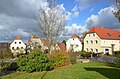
41,39,52,46
88,26,120,40
32,34,39,39
58,43,66,51
70,34,83,42
28,39,31,44
15,36,21,40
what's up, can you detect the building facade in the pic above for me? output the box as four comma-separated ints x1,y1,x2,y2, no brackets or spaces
10,36,26,55
66,34,83,52
84,27,120,55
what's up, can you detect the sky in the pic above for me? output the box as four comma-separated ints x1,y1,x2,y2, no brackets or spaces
0,0,120,43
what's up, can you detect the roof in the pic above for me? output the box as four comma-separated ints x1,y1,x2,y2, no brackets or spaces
58,43,66,51
41,39,52,46
32,34,39,39
28,39,31,44
15,36,21,40
70,34,83,42
88,26,120,40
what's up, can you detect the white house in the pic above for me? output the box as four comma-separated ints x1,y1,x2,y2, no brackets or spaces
66,34,83,52
10,36,26,55
84,26,120,55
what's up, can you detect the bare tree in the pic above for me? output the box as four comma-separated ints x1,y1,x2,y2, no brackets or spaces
113,0,120,22
38,0,67,53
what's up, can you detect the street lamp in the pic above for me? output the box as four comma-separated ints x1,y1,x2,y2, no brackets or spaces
111,44,115,56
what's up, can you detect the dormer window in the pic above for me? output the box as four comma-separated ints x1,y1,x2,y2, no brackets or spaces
107,33,111,36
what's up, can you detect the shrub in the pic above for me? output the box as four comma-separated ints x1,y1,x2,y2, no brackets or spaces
0,60,10,71
49,52,69,67
114,53,120,68
0,50,13,59
67,52,78,64
17,49,53,73
79,51,92,58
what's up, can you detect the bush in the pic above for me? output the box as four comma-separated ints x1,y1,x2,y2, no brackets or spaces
49,52,69,67
79,51,92,58
114,53,120,68
67,52,78,64
113,51,120,57
0,50,13,59
17,49,53,73
0,60,10,71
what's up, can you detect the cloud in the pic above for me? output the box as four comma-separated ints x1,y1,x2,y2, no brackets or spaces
65,24,88,36
75,0,100,9
0,0,37,19
86,7,120,30
0,0,75,42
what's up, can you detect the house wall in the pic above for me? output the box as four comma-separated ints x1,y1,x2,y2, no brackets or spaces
66,38,82,52
84,33,102,53
10,40,26,54
84,33,120,55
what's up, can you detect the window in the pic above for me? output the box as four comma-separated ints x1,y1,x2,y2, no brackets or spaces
89,34,90,37
17,47,19,49
12,47,14,50
91,40,93,44
93,33,95,36
73,39,74,40
91,49,93,52
21,47,23,49
107,33,111,36
95,40,98,44
19,42,21,44
86,48,88,52
76,45,79,47
15,42,17,44
86,41,88,44
70,44,73,47
95,49,98,53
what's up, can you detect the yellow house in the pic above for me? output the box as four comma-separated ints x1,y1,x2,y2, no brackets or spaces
27,34,66,53
84,27,120,55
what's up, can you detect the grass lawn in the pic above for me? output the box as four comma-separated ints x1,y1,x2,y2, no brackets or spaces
0,62,120,79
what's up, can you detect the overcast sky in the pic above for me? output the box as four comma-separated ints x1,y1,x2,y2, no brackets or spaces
0,0,120,43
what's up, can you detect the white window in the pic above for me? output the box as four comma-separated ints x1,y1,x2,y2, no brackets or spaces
95,40,98,44
86,48,88,52
12,47,14,50
86,41,88,44
91,49,93,52
76,45,79,47
91,40,93,44
17,47,19,50
95,49,98,53
89,34,90,37
19,42,21,44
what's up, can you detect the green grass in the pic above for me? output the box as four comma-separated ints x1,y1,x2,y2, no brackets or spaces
0,62,120,79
